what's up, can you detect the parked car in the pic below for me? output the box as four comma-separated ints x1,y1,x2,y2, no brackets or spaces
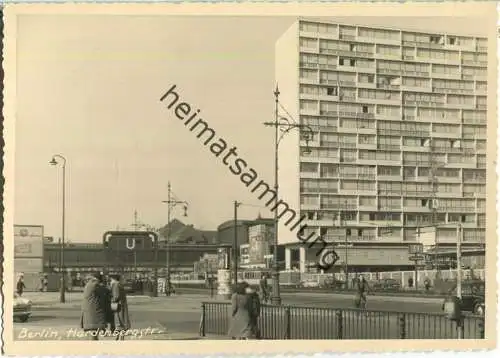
372,278,401,291
445,281,485,316
13,293,32,322
320,276,346,290
298,279,320,288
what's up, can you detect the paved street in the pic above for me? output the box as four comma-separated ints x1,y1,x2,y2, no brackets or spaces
14,293,207,341
175,288,445,313
13,290,451,341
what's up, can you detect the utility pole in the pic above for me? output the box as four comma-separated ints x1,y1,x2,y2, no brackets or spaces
233,201,241,286
456,223,464,339
263,84,314,306
162,182,188,296
428,138,440,272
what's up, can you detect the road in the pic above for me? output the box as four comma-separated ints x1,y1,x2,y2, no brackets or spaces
13,291,469,341
176,287,445,313
14,295,204,341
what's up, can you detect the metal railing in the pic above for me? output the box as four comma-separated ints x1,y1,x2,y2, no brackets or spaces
200,302,485,340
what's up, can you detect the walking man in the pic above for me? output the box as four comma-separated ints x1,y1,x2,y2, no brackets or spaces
110,274,131,340
80,272,113,341
259,273,269,303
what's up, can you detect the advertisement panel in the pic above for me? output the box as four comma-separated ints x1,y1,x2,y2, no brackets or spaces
14,225,44,258
417,227,437,253
14,258,44,274
248,224,271,264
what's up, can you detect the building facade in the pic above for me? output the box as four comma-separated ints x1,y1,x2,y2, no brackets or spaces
275,19,487,272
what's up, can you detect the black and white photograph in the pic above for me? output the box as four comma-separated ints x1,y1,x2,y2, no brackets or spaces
1,2,497,355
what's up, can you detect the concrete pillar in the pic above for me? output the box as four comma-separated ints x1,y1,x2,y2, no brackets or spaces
285,247,292,271
299,246,306,273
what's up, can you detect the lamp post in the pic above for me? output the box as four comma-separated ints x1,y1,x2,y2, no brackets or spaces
162,181,188,296
49,154,67,304
233,201,241,286
263,84,313,305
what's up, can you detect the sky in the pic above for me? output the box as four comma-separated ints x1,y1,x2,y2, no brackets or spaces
13,14,490,243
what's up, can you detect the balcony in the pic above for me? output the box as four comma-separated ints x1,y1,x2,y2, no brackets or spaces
318,47,373,59
338,33,356,41
299,62,319,69
300,46,319,54
300,203,320,210
431,72,461,80
403,205,431,213
300,171,320,179
356,35,400,46
318,63,338,71
377,68,402,76
430,130,461,139
377,175,403,181
376,84,400,91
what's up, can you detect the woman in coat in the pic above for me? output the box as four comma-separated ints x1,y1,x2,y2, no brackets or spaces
110,274,131,340
80,272,112,340
227,281,256,339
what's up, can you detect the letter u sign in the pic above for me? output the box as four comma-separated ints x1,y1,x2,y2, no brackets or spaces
125,238,136,250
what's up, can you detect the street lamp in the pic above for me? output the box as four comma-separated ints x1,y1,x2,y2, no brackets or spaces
263,84,314,305
162,181,188,296
49,154,67,303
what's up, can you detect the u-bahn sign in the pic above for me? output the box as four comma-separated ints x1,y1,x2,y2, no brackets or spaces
103,231,159,268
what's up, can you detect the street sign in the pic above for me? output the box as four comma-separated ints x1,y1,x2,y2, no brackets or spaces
409,254,425,261
408,243,423,254
103,231,158,268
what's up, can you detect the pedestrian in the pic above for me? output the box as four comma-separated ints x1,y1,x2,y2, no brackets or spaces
259,274,269,303
80,272,113,341
110,274,131,341
245,285,261,339
424,278,431,292
227,281,256,339
408,277,414,289
16,274,26,296
354,275,370,312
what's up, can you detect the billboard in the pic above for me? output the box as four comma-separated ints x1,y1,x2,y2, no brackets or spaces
14,258,44,274
417,227,437,253
14,225,44,275
248,224,271,264
14,225,44,258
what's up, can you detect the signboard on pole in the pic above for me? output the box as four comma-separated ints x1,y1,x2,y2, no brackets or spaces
409,254,425,261
14,225,44,274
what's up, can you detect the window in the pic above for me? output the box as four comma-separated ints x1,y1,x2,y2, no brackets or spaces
327,87,338,96
359,196,376,206
350,59,356,66
300,100,317,111
300,37,317,49
378,166,400,176
300,69,317,81
300,162,318,173
339,58,345,66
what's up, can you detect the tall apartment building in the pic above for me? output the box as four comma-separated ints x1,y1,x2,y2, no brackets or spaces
275,19,488,272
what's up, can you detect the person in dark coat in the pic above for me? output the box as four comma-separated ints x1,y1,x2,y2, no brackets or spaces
110,274,131,340
227,281,256,339
245,285,261,339
16,275,26,296
80,272,113,340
